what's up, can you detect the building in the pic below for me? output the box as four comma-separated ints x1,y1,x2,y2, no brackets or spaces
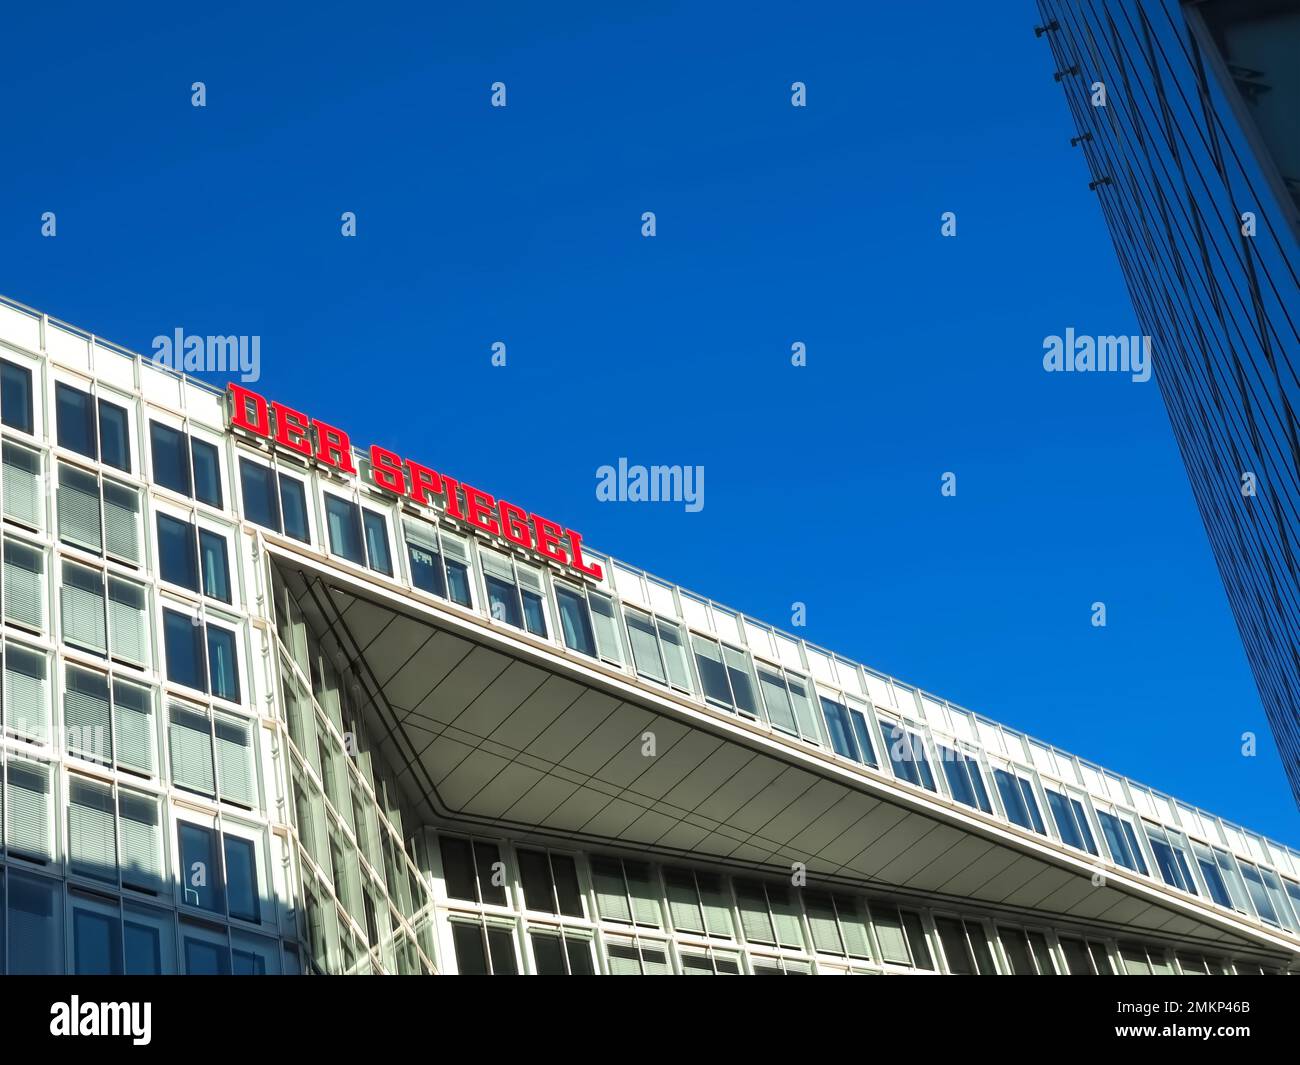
1037,0,1300,809
0,296,1296,976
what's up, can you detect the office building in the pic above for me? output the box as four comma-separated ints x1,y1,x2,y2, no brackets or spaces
0,294,1297,974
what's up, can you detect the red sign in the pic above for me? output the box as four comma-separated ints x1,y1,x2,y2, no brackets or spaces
227,384,603,580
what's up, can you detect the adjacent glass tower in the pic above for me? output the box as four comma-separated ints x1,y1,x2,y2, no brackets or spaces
1039,0,1300,807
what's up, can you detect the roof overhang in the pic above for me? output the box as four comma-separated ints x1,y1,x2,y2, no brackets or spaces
264,536,1300,967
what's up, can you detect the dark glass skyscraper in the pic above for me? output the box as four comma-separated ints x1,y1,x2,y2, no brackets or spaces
1039,0,1300,807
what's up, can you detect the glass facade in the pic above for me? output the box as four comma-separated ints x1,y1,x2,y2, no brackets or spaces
0,293,1296,973
1037,0,1300,809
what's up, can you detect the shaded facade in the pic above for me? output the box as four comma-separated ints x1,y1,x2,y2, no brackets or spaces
1038,0,1300,807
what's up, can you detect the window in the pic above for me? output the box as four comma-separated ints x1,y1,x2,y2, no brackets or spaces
439,836,507,906
1,358,34,434
223,836,260,922
450,919,518,975
61,562,107,655
178,822,260,924
324,494,365,566
73,904,123,975
179,823,224,913
3,441,43,527
1057,935,1113,975
56,384,130,469
935,916,998,974
404,520,472,607
820,697,876,766
215,715,256,808
803,890,872,959
183,931,230,975
56,465,142,563
55,383,95,459
118,790,163,893
199,530,231,602
158,514,231,603
603,935,671,975
590,857,662,928
1046,788,1099,855
623,608,691,690
65,665,112,763
362,510,392,576
999,926,1057,975
158,514,199,591
553,581,622,663
529,930,596,975
1239,861,1295,930
7,871,62,973
1096,809,1148,875
882,720,936,791
113,679,156,776
163,609,240,700
68,777,117,883
993,768,1047,834
869,903,934,969
937,745,992,813
1119,943,1174,975
151,422,222,506
1145,822,1198,895
238,457,309,541
481,550,548,638
756,668,823,743
733,878,804,949
3,538,46,632
169,703,215,795
3,644,51,744
663,866,733,938
691,635,760,715
517,848,584,916
163,609,205,691
679,949,742,975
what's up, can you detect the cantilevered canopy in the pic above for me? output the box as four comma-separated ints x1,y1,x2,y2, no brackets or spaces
270,545,1300,968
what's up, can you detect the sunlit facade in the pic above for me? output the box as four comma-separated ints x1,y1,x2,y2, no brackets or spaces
1038,0,1300,810
0,295,1298,974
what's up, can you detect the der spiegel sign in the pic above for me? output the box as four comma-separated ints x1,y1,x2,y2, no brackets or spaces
226,384,604,581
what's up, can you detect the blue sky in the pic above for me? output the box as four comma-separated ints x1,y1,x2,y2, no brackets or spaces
3,1,1295,846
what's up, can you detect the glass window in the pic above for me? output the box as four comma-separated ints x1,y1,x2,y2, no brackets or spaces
556,586,596,657
325,495,365,566
163,609,206,691
279,475,309,541
939,746,992,813
73,906,122,975
184,935,229,975
223,836,260,923
883,721,936,791
151,423,192,497
199,530,231,602
362,510,392,576
626,609,667,683
1046,789,1099,856
98,400,130,472
191,438,222,508
56,383,96,458
1097,810,1148,874
157,514,199,592
124,915,163,975
1147,823,1198,894
179,822,223,913
239,458,279,531
1,359,34,433
207,626,240,702
7,871,61,973
994,768,1046,834
820,697,859,761
517,848,583,917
